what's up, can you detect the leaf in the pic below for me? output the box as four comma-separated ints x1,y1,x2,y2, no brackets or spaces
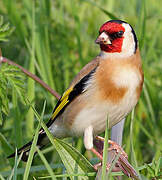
155,157,162,176
0,22,10,32
28,102,95,180
84,0,118,19
145,163,155,177
0,16,4,27
0,64,26,116
53,138,95,180
0,133,13,155
0,110,3,125
0,15,14,42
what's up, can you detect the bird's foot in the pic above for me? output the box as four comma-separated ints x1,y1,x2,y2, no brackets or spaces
93,162,111,171
95,136,128,159
91,136,139,180
116,154,139,179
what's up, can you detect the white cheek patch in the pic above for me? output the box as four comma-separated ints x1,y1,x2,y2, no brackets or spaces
121,23,136,56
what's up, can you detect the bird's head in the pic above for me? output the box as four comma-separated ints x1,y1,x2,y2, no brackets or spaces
96,20,138,58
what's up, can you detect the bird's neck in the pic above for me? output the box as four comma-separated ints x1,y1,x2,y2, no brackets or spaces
99,50,133,59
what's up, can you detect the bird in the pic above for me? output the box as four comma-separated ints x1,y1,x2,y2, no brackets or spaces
8,20,143,175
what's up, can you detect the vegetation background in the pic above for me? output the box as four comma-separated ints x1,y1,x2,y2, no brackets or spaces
0,0,162,179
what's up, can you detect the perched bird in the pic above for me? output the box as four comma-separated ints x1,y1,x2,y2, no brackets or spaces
8,20,143,173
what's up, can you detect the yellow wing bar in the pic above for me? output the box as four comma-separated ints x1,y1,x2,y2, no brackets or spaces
51,87,73,120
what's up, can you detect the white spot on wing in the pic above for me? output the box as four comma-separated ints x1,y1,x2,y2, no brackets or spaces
84,125,93,149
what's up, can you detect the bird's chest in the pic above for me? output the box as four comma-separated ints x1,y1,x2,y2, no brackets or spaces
93,65,141,128
112,66,140,92
69,64,142,136
104,65,141,113
111,66,141,110
95,60,141,103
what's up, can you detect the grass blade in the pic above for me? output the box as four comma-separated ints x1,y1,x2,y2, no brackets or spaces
36,146,57,180
25,0,36,139
0,132,13,154
28,102,94,179
8,151,23,180
0,173,5,180
84,0,118,19
101,117,109,179
0,164,63,177
130,109,141,179
23,123,40,180
23,101,46,180
38,172,96,179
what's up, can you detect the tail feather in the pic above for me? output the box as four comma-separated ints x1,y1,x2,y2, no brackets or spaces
7,141,32,162
7,133,47,162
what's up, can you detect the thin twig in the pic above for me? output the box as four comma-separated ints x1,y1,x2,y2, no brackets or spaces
0,56,61,100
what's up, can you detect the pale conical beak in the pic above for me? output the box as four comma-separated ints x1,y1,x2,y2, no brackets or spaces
95,32,112,45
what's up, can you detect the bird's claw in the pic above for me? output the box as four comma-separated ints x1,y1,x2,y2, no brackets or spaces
95,136,128,159
93,136,139,179
93,162,110,171
117,155,140,180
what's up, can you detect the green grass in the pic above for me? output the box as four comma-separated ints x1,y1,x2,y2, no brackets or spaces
0,0,162,179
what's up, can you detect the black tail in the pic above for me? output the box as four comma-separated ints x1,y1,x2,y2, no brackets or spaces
7,132,47,162
7,141,33,162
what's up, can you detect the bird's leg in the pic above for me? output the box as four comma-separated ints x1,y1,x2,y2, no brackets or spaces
91,137,121,170
93,162,102,171
90,146,124,172
90,147,103,161
93,135,139,180
95,136,128,159
90,147,111,171
84,123,138,178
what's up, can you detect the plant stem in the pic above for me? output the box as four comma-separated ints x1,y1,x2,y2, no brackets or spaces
0,56,61,100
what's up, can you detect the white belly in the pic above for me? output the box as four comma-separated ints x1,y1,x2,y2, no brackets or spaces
70,90,137,136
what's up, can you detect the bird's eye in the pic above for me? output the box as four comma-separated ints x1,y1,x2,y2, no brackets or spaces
109,30,124,39
116,31,124,37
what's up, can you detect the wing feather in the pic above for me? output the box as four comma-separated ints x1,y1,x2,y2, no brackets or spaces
45,66,98,128
51,87,73,120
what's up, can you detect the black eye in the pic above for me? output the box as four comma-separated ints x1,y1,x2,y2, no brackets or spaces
110,31,124,39
116,31,124,37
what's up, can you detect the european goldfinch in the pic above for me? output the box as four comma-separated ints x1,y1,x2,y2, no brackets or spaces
8,20,143,168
